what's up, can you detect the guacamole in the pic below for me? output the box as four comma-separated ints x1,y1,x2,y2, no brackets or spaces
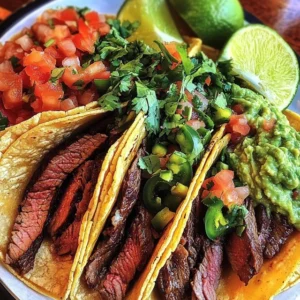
229,85,300,228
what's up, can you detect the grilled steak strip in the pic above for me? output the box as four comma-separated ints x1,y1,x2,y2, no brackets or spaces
156,244,190,300
53,160,100,256
263,214,294,259
49,160,99,238
6,133,107,274
99,205,155,300
226,199,263,285
85,152,142,288
255,204,271,251
191,239,223,300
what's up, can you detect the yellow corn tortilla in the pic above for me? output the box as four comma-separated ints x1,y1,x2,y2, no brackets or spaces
0,101,99,160
67,124,226,300
0,108,140,299
145,111,300,300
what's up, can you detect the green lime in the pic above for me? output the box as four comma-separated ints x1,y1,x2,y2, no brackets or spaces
117,0,183,49
169,0,244,48
221,25,299,110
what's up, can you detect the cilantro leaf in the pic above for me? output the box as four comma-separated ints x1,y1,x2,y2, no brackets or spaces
138,154,161,174
211,93,227,109
98,93,121,111
0,112,8,131
176,44,194,75
107,19,140,39
132,82,160,134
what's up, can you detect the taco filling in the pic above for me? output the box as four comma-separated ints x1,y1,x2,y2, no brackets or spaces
5,113,127,275
152,84,299,299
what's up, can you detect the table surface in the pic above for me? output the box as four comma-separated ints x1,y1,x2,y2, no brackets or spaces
0,0,299,299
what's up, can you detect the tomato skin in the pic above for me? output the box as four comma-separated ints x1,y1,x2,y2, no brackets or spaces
59,8,79,21
0,72,23,109
263,118,276,132
232,104,244,114
34,82,64,111
72,33,95,54
32,23,53,43
85,11,101,29
51,25,71,41
57,38,76,57
23,50,56,83
98,23,111,36
227,114,251,137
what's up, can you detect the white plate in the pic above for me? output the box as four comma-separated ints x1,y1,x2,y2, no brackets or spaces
0,0,299,299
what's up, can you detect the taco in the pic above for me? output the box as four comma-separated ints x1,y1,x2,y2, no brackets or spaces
0,108,146,299
138,85,300,300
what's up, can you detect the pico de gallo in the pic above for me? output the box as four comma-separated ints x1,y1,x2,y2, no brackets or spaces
0,7,111,125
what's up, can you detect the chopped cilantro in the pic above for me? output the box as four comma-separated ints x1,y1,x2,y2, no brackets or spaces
98,93,120,111
176,44,194,75
44,38,55,48
47,18,54,29
138,154,160,174
9,56,20,68
0,112,8,131
50,68,65,83
72,79,85,89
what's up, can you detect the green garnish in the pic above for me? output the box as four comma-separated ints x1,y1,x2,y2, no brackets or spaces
9,56,20,68
138,154,161,175
44,38,55,47
0,112,8,131
50,68,65,83
72,79,85,89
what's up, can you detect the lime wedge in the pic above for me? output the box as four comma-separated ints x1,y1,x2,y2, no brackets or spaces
220,25,299,110
117,0,183,49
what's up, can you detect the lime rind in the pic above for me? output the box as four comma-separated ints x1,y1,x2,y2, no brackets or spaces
220,24,299,110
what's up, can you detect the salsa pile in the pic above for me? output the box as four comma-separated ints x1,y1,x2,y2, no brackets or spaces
0,7,111,125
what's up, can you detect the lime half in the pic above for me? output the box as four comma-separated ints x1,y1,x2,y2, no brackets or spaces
220,25,299,110
117,0,183,49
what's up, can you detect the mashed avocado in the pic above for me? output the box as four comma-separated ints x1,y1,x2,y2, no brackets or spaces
229,85,300,228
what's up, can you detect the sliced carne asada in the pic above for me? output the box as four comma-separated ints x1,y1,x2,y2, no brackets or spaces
263,214,294,259
255,204,271,251
157,244,190,300
52,160,100,256
85,151,142,288
6,133,108,274
99,205,155,300
49,160,99,238
226,198,263,285
191,239,223,300
157,196,223,300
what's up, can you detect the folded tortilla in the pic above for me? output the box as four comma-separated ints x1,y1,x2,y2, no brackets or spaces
0,101,99,160
0,108,143,299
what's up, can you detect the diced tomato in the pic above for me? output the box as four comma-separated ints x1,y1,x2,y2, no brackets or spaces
51,25,71,41
23,50,56,83
0,61,14,72
19,69,31,89
0,72,23,109
165,42,181,69
84,61,107,81
14,109,34,124
32,23,53,43
0,41,24,61
205,76,211,86
60,97,77,111
202,170,249,206
159,156,170,169
85,11,101,29
57,38,76,57
227,114,251,136
44,46,64,65
78,89,97,105
186,119,205,130
263,118,276,132
234,186,250,202
61,67,83,88
98,23,111,36
62,56,80,67
59,8,79,21
34,82,63,111
15,35,34,52
73,33,95,54
232,104,244,114
0,101,17,125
